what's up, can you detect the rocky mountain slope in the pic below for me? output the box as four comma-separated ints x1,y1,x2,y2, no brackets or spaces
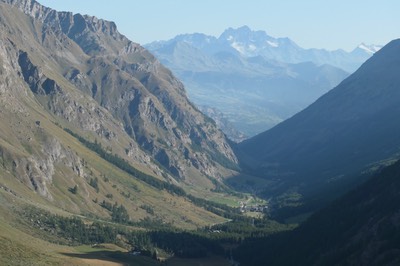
0,0,241,232
236,159,400,266
146,28,351,137
1,0,238,187
237,39,400,214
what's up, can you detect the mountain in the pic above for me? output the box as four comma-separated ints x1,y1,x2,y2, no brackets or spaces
146,27,351,138
237,39,400,215
0,0,258,264
236,159,400,266
0,0,244,237
1,0,238,184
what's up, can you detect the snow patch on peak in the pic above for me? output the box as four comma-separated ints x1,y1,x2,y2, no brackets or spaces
227,35,234,41
358,43,382,54
231,42,246,54
267,40,279,48
248,44,257,51
230,42,258,55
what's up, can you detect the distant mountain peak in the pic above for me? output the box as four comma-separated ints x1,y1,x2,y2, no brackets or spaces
220,25,272,41
218,26,280,57
146,26,381,72
225,25,252,33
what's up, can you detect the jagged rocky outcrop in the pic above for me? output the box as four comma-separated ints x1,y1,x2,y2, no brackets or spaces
0,136,84,200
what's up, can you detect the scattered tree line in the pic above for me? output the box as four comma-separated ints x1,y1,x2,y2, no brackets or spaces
21,208,219,259
98,201,130,224
64,128,186,196
22,207,117,245
21,204,293,262
63,128,241,219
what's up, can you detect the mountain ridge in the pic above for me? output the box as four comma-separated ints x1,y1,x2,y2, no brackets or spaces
147,25,381,72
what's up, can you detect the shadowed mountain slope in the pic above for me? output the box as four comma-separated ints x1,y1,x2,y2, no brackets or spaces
236,159,400,266
238,39,400,208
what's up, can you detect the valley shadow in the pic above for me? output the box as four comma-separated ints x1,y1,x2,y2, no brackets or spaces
226,167,375,223
61,251,233,266
60,250,153,266
225,171,280,196
163,255,234,266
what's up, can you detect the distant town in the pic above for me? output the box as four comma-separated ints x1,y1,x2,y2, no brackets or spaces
239,202,268,213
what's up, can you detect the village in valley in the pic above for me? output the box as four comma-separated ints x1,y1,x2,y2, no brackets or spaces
239,201,268,214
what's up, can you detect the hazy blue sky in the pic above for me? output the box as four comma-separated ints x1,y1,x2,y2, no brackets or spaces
38,0,398,51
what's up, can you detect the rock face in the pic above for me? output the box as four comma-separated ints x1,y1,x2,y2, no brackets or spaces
2,137,84,200
0,0,237,189
0,0,237,199
199,106,247,143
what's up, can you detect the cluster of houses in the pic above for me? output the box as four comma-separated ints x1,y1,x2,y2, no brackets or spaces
239,202,268,213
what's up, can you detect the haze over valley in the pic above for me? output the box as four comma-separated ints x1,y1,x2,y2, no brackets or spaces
145,27,380,139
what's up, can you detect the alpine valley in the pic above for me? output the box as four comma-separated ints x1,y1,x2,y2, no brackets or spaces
0,0,246,264
0,0,400,266
145,26,381,139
